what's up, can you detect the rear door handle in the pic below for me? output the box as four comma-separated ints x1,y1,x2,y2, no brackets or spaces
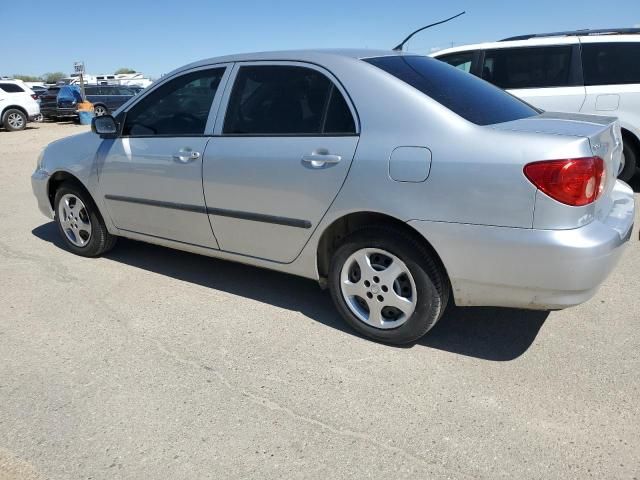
301,153,342,168
173,148,201,163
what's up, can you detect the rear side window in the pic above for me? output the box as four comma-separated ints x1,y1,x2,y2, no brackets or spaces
223,65,356,135
436,52,474,73
582,43,640,86
85,87,97,95
0,83,25,93
365,55,538,126
481,46,573,89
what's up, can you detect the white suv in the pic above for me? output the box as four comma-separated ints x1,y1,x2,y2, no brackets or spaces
0,80,41,132
432,28,640,181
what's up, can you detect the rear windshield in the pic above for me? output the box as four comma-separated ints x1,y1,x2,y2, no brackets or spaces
364,55,539,126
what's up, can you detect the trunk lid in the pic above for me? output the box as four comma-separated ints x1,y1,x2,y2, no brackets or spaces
491,111,624,229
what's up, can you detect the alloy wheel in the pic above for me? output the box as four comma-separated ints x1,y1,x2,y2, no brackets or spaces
340,248,417,329
7,112,25,129
57,194,92,247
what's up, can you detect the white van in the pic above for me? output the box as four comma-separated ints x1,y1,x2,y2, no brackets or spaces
432,28,640,181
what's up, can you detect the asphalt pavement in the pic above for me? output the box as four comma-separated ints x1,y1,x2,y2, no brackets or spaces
1,122,638,479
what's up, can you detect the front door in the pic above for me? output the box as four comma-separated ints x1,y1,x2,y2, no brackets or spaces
99,65,230,248
203,62,359,263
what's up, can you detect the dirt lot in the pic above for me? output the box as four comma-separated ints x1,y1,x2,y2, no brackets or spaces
1,122,639,479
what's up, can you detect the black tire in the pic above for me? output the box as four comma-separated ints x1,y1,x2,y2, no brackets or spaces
2,108,27,131
93,105,108,116
619,139,638,182
328,226,449,345
53,182,117,257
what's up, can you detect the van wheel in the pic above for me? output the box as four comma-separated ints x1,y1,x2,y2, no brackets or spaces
619,139,638,182
2,109,27,131
328,226,449,344
54,183,117,257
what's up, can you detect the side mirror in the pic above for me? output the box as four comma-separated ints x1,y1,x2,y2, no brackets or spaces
91,114,118,138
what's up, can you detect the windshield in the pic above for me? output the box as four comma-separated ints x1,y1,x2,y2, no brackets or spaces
364,55,539,126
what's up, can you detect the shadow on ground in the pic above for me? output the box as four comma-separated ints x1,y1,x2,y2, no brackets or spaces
33,222,547,361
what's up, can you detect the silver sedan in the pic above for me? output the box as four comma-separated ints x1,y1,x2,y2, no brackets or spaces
31,50,635,344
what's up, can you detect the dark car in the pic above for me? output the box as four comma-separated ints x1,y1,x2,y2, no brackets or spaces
84,85,136,116
30,85,49,99
40,85,136,119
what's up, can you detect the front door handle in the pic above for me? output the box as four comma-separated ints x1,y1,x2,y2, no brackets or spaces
302,153,342,168
173,148,201,163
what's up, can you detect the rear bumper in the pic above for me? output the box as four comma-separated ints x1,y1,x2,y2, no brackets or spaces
31,168,53,219
41,107,76,118
409,181,635,310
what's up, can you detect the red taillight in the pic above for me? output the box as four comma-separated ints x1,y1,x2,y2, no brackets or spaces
31,94,37,100
523,157,606,207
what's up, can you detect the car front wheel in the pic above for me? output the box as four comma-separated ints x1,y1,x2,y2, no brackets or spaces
329,226,449,344
54,183,117,257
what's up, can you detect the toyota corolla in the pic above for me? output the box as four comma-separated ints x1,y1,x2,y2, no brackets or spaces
31,50,635,344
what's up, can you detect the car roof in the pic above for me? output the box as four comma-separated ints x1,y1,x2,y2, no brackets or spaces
431,33,640,56
170,49,408,75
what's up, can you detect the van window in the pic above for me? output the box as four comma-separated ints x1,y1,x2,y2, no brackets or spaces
582,43,640,86
365,55,538,126
223,65,356,135
436,52,474,73
482,46,573,89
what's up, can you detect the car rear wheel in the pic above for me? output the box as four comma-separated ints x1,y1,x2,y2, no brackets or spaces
93,105,108,116
618,139,638,182
54,183,117,257
329,226,449,344
2,109,27,131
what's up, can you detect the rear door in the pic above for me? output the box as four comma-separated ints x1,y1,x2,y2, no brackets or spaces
99,65,230,247
579,40,640,116
481,44,586,112
202,62,359,263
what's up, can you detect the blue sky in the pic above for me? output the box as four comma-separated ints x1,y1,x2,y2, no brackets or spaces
2,0,638,78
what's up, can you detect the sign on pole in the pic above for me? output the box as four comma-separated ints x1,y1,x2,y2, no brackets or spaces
74,61,86,101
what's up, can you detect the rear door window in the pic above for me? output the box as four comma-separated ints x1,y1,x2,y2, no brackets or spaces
365,55,538,126
223,65,356,135
582,43,640,86
0,83,25,93
481,46,573,89
436,52,474,73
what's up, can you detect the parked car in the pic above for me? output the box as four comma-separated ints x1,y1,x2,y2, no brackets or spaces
40,85,136,119
29,85,48,99
432,28,640,181
0,80,41,131
84,85,137,116
31,50,634,344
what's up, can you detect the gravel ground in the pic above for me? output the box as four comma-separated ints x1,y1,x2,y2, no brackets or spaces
1,122,639,480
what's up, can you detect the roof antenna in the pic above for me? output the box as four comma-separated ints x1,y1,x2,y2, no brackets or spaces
393,11,466,51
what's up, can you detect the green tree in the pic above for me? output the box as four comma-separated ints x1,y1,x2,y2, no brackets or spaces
115,68,136,74
42,72,66,84
13,74,42,82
